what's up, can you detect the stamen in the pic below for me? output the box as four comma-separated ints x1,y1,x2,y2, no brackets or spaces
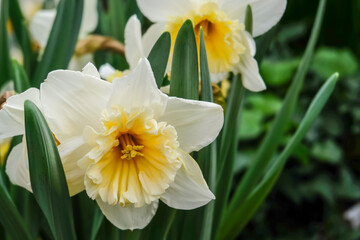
121,145,144,160
118,134,144,160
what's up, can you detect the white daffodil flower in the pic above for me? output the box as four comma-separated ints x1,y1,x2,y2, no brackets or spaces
1,58,224,230
136,0,287,91
29,0,98,70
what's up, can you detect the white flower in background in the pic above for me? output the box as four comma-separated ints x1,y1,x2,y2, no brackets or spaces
99,15,157,82
1,58,224,230
29,0,98,70
136,0,287,91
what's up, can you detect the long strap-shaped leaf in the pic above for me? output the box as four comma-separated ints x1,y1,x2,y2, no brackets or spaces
147,32,171,88
9,0,36,77
170,20,199,100
199,28,217,240
24,100,77,240
226,0,327,215
12,59,30,93
0,0,12,88
32,0,84,87
0,171,32,240
217,72,339,240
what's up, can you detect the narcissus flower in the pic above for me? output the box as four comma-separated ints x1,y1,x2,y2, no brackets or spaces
0,58,223,229
136,0,286,91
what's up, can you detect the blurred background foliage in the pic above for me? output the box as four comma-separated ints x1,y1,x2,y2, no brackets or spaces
237,0,360,239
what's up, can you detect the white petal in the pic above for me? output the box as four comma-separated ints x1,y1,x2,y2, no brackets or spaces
158,97,223,153
125,15,144,70
108,58,167,115
68,54,94,71
141,22,167,59
0,110,24,138
220,0,286,37
161,149,214,210
96,198,158,230
136,0,194,22
79,0,98,37
237,35,265,92
81,62,100,78
58,136,90,196
40,69,112,142
5,142,32,192
250,0,287,37
99,63,116,79
2,88,41,125
29,9,56,48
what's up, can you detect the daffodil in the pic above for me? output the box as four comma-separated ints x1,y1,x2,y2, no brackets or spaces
136,0,286,91
1,58,224,229
29,0,98,70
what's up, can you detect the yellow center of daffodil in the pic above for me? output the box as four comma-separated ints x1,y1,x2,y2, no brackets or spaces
84,106,181,207
166,2,245,73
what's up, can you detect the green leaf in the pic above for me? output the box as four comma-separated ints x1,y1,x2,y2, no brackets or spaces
199,28,213,103
0,0,12,88
109,0,126,42
0,182,32,240
311,139,343,164
213,74,244,236
24,100,77,240
312,47,358,78
245,5,253,35
260,59,300,86
199,28,217,240
170,20,199,100
90,206,104,240
12,59,30,93
147,32,171,88
9,0,37,76
32,0,84,87
225,0,327,217
238,110,263,140
247,94,283,116
218,72,339,240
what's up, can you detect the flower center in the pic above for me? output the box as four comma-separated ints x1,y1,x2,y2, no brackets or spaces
117,133,144,160
165,2,245,74
82,107,181,207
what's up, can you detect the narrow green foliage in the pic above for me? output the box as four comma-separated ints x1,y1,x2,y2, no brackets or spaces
147,32,171,88
245,5,253,35
199,28,213,102
32,0,84,87
0,0,12,88
213,75,245,235
218,73,339,240
109,0,126,42
24,100,76,240
9,0,36,76
0,174,32,240
90,207,104,240
170,20,199,100
226,0,327,215
199,28,217,240
12,59,30,93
